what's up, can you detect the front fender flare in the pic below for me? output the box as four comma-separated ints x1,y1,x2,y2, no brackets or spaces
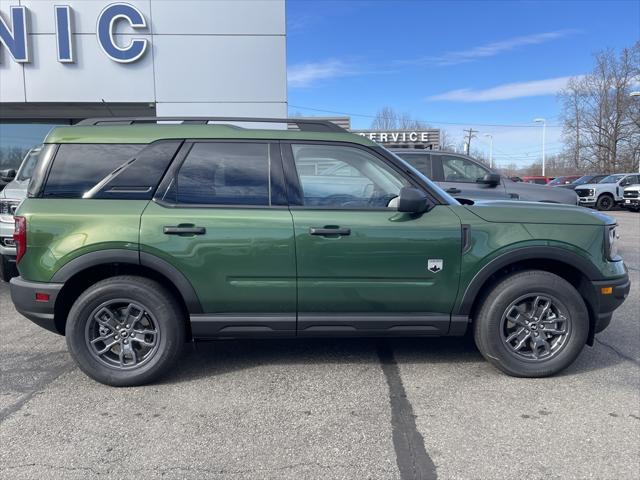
454,246,603,316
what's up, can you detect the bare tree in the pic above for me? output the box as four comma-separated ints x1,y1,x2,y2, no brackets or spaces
559,42,640,173
371,107,399,130
371,107,431,130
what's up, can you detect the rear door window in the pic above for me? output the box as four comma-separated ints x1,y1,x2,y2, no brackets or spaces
166,142,272,206
395,153,433,178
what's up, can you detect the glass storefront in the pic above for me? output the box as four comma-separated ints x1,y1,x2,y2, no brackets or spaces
0,123,68,170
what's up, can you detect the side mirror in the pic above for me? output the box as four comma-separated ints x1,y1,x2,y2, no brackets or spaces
397,187,430,213
477,173,501,187
0,169,16,182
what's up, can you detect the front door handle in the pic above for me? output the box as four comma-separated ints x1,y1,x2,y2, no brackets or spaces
446,188,461,194
309,227,351,236
163,225,206,235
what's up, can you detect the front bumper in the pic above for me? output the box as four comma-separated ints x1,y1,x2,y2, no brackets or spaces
623,198,639,209
577,197,596,206
9,276,64,335
590,273,631,333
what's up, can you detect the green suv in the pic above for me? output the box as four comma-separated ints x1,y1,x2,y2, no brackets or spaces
9,118,630,386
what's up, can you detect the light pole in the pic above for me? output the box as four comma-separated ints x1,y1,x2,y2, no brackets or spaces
483,133,493,168
534,118,546,176
632,93,640,171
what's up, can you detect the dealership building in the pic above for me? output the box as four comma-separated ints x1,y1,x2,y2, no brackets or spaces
0,0,286,164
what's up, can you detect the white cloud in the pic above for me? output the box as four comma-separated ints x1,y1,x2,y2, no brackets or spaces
427,30,579,66
426,76,580,102
288,60,355,88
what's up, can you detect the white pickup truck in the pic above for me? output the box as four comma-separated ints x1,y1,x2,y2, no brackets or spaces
623,184,640,212
574,173,640,211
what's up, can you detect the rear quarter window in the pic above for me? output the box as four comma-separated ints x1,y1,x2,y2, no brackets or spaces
43,144,144,198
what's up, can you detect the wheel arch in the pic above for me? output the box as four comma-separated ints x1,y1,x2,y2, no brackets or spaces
51,249,202,337
456,247,601,345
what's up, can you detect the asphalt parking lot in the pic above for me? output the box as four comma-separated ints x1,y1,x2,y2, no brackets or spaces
0,210,638,480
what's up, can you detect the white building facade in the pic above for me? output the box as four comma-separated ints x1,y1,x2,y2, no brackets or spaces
0,0,287,164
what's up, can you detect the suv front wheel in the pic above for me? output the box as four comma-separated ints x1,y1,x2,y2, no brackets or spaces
66,276,185,386
596,194,614,211
473,270,589,377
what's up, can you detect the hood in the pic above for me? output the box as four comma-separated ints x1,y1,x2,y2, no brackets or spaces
624,185,640,191
0,179,29,200
574,183,600,190
464,200,614,226
505,179,578,204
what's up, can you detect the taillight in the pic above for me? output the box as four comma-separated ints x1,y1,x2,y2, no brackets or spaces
13,216,26,264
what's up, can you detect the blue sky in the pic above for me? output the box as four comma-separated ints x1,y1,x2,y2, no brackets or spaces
286,0,640,167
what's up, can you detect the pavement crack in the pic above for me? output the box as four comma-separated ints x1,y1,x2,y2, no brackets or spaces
595,338,640,367
0,360,75,424
377,342,437,480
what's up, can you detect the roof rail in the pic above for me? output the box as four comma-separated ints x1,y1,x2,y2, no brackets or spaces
75,117,347,133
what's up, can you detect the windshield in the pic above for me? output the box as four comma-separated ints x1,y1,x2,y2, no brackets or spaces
385,149,460,205
600,174,625,184
548,176,567,186
15,148,42,182
572,175,594,185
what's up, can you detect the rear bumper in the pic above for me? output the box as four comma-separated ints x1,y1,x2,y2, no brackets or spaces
591,273,630,333
9,276,63,335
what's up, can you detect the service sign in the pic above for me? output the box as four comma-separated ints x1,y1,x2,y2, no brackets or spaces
0,2,148,64
353,129,441,148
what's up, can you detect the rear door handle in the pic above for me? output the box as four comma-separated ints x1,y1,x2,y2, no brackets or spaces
446,188,461,194
309,227,351,236
163,225,206,235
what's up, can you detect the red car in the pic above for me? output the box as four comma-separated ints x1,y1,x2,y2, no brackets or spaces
548,175,582,186
521,176,553,185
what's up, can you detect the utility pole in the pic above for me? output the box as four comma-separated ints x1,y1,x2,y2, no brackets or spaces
463,128,478,155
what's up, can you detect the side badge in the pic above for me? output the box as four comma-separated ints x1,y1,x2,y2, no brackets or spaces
428,259,443,273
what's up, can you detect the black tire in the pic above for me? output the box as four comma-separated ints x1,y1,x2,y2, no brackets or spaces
66,276,185,387
0,255,17,282
596,194,614,211
473,270,589,377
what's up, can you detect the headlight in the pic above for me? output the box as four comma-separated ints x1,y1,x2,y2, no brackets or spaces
588,189,595,196
0,199,21,223
606,225,620,261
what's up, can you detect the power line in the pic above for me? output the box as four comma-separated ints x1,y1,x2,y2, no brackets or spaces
288,104,563,128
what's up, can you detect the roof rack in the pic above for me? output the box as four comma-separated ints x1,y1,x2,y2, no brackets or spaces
75,117,347,133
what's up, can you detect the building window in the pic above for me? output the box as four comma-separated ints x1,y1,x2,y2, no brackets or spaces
0,123,66,171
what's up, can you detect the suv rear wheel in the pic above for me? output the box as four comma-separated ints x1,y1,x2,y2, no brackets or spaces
66,276,185,386
596,194,614,211
473,270,589,377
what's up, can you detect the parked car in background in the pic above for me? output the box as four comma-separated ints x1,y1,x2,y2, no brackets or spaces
622,185,640,212
559,174,608,190
575,173,640,211
521,176,553,185
0,148,41,281
0,168,17,192
392,150,577,205
548,175,582,186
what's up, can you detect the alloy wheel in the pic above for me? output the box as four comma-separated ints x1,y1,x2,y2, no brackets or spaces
85,300,160,370
500,294,570,361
